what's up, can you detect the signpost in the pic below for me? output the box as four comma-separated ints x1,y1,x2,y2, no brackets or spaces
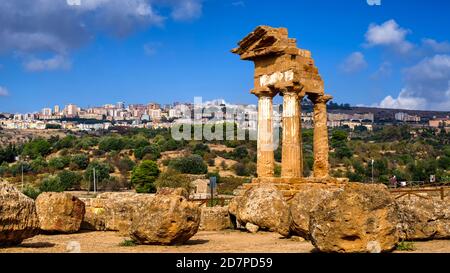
209,176,217,207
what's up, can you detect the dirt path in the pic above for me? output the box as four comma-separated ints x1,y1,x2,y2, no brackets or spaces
0,231,449,253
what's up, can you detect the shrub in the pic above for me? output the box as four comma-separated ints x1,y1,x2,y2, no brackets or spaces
39,175,66,192
22,138,52,159
396,241,415,251
233,162,248,176
48,157,69,171
98,136,126,152
131,160,160,193
168,155,208,174
232,146,248,160
22,185,41,200
116,157,135,174
134,145,161,160
71,154,89,170
57,170,83,190
84,161,112,185
155,168,193,193
119,239,136,247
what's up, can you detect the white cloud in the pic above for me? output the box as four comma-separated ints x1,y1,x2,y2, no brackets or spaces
0,0,203,69
340,52,367,73
371,61,392,79
376,54,450,111
365,19,413,53
0,86,9,96
170,0,203,21
24,55,72,72
422,39,450,53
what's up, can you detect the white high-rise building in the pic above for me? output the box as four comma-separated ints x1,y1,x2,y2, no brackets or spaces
42,108,52,116
54,105,60,114
66,104,79,116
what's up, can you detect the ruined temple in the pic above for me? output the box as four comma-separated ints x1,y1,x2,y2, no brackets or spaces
232,26,341,195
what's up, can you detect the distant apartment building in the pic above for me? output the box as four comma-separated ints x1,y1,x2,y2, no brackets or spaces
42,108,52,116
148,102,161,110
116,102,125,109
395,112,421,122
65,104,79,117
148,109,162,120
429,117,450,128
54,105,60,114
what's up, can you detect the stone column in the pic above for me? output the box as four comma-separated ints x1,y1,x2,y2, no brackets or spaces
310,94,333,178
281,90,303,178
257,95,275,178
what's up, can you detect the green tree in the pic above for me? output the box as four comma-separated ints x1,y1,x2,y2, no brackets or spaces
155,168,193,193
98,136,126,152
22,138,52,159
55,135,77,150
48,157,69,171
71,154,89,170
57,170,83,190
134,145,161,160
39,175,66,192
131,160,160,193
232,145,249,160
192,143,210,157
168,155,208,174
30,156,48,173
84,161,112,184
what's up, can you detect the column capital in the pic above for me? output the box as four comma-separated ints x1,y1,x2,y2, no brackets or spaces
309,94,333,104
279,84,306,98
251,87,278,98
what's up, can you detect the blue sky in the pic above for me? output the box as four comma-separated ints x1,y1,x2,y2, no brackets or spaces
1,0,450,113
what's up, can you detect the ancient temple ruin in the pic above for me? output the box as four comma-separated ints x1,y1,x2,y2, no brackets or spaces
232,26,335,187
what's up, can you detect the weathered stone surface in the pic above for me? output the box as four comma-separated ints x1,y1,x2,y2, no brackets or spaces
36,192,85,233
0,182,40,246
397,197,450,240
200,206,232,231
157,187,189,199
309,183,399,253
281,91,303,178
289,183,343,238
309,94,333,178
230,184,290,236
81,192,154,235
130,194,200,245
246,222,259,234
80,198,107,231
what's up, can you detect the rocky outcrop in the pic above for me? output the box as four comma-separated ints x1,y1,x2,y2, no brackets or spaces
130,194,200,245
229,184,290,236
289,183,343,239
199,206,232,231
309,183,400,253
397,196,450,240
0,182,40,246
35,192,85,233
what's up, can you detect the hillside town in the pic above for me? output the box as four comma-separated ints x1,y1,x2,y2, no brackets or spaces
1,99,449,133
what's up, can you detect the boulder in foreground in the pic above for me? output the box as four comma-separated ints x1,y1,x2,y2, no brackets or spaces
36,192,85,233
397,196,450,240
229,184,290,236
0,182,40,246
130,194,200,245
309,183,400,253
